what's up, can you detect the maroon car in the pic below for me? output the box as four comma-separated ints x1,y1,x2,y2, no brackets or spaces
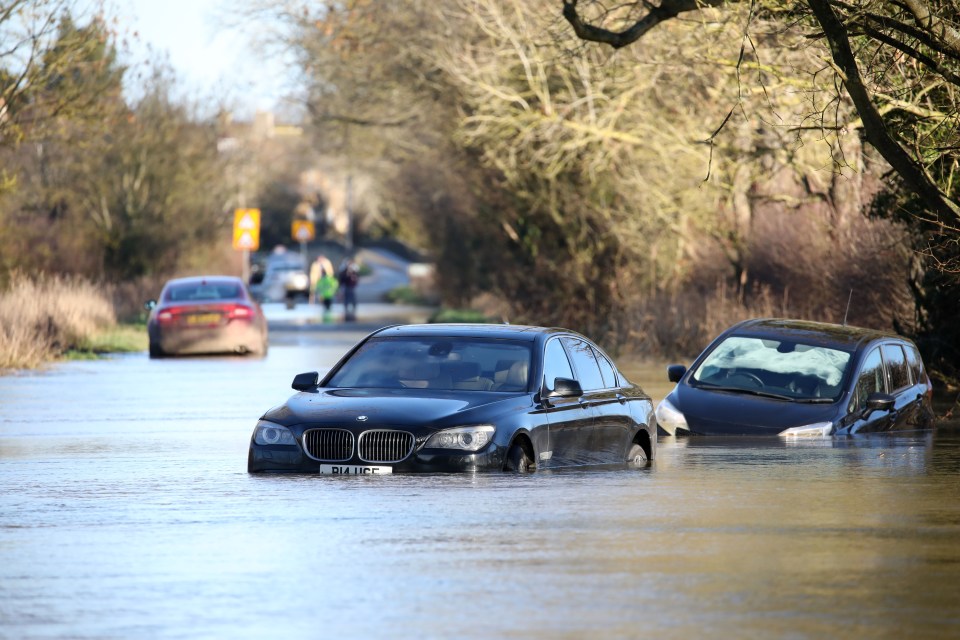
146,276,268,358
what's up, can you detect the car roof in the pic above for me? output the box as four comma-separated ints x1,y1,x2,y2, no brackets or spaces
163,275,244,287
371,323,568,342
726,318,910,351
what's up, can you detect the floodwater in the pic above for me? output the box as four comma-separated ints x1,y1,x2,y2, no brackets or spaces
2,329,960,639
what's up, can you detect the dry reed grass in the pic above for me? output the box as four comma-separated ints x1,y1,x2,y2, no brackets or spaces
0,272,117,369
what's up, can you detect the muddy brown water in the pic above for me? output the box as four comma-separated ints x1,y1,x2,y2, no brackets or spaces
2,330,959,638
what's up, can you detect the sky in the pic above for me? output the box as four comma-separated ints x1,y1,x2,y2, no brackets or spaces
114,0,301,118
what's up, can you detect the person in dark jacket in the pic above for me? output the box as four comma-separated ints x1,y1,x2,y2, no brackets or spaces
338,257,360,321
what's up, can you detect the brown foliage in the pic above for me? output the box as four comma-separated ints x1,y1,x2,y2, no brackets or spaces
0,272,116,369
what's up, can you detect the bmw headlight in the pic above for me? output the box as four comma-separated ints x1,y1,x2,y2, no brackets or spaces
253,420,297,445
424,425,495,452
778,422,833,438
655,397,688,435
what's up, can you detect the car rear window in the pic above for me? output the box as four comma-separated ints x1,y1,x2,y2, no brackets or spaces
166,282,243,301
327,337,533,392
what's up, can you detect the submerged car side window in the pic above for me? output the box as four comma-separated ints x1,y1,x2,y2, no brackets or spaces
904,344,924,384
853,348,885,412
561,338,606,391
593,348,619,388
882,344,912,393
542,338,574,389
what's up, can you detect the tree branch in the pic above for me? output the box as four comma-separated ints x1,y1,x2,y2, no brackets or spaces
902,0,960,59
561,0,730,49
808,0,959,223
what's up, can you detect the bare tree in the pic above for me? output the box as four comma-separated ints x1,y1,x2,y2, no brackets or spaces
561,0,960,232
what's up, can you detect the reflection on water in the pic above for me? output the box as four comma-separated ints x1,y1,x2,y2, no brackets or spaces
1,341,960,638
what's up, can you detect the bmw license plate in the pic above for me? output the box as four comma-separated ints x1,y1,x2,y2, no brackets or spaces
319,464,392,475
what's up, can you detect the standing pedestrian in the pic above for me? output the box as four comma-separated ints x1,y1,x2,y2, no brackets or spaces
338,256,360,321
309,255,336,308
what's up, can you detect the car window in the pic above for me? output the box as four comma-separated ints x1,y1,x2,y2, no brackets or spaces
166,282,242,301
853,348,885,412
904,344,924,384
560,337,606,391
593,348,619,388
327,337,532,392
692,335,852,400
542,338,574,389
882,344,912,393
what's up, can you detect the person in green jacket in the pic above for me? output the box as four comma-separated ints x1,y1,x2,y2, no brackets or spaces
310,256,339,311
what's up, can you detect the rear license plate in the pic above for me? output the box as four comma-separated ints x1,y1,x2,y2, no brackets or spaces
186,313,221,325
319,464,392,475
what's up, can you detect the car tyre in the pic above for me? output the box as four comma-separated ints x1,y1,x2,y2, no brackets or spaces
626,442,648,467
505,442,534,473
148,342,166,359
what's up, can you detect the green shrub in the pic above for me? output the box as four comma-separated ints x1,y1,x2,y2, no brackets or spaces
428,308,492,323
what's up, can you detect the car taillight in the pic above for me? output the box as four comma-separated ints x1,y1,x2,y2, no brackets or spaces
226,304,254,320
156,306,195,324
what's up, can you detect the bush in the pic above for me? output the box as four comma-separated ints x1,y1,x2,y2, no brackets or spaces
428,308,492,324
384,285,434,306
0,272,117,369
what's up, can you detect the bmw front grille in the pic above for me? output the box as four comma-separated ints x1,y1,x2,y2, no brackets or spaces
358,430,415,463
302,428,354,462
301,428,415,463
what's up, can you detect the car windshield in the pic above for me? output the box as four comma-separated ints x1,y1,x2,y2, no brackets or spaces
691,335,852,401
166,282,242,301
327,337,532,392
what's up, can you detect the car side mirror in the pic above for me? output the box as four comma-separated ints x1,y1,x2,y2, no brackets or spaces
865,392,895,413
667,364,687,383
549,377,583,398
292,371,320,391
144,299,157,311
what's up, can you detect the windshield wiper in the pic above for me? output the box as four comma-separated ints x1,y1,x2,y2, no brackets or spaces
695,381,836,403
693,382,794,401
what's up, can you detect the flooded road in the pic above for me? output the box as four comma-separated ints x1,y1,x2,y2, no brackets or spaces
2,328,960,638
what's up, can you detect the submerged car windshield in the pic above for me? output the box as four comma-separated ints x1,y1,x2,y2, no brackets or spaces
327,337,532,392
691,336,852,401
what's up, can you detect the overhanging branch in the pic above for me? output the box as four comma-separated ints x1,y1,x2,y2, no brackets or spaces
808,0,960,223
561,0,729,49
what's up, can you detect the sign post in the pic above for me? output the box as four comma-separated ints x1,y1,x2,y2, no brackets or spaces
233,208,261,283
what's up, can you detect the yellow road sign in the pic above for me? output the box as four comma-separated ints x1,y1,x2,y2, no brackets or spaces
292,220,315,243
233,208,261,251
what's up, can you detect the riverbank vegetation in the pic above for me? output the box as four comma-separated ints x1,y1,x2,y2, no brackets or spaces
275,0,950,370
0,273,144,369
4,1,960,384
0,5,238,287
0,4,240,368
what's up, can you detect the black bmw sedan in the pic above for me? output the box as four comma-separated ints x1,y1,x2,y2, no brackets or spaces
248,324,656,474
655,318,935,437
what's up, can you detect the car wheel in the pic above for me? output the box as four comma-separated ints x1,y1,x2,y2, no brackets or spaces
149,342,166,359
505,443,534,473
626,443,648,467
